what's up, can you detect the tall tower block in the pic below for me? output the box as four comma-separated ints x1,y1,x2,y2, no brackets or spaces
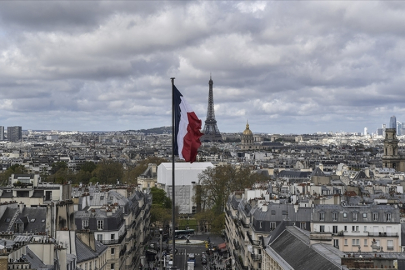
201,76,222,142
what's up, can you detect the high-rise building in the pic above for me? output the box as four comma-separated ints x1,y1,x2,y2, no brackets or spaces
390,116,397,129
7,126,22,142
0,126,4,140
397,121,402,136
364,127,368,137
201,76,222,142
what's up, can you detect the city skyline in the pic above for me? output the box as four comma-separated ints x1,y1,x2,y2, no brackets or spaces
1,2,405,134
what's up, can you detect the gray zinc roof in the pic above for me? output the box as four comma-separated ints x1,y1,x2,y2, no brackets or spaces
268,227,343,270
76,237,107,263
24,246,53,270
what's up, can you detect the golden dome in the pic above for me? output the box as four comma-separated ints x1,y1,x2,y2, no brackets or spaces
243,123,253,136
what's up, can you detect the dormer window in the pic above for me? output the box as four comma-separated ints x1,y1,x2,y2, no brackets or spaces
343,212,347,218
319,212,325,221
333,212,338,221
386,213,392,222
373,213,378,221
353,212,358,221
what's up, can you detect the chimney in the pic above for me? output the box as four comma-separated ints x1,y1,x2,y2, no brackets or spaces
76,231,96,251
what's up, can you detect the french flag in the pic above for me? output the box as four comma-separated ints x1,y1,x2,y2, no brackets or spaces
173,85,203,163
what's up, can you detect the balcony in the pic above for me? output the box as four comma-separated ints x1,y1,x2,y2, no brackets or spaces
233,218,241,227
240,218,250,228
251,253,262,261
99,231,127,245
233,239,240,250
332,231,345,236
310,232,332,241
247,233,261,246
368,232,398,237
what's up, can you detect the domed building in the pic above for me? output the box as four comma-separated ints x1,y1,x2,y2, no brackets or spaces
240,122,264,150
241,122,254,146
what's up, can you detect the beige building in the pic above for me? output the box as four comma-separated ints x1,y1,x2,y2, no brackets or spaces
382,128,405,172
311,204,401,253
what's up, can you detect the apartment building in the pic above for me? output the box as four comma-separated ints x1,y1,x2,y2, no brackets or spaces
311,204,401,252
225,189,312,270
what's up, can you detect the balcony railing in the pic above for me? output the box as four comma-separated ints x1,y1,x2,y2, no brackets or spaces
310,232,332,241
99,231,127,245
233,239,240,250
251,253,262,261
240,218,250,228
368,232,398,237
247,233,261,246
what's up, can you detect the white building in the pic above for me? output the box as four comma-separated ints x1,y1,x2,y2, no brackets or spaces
157,162,214,214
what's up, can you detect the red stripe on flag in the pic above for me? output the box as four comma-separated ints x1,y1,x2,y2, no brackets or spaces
181,112,203,163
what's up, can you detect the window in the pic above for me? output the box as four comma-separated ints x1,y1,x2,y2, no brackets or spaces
319,212,325,221
111,248,115,255
259,222,262,228
387,240,394,250
352,239,359,246
386,213,392,222
271,210,276,215
373,213,378,221
96,234,103,241
352,226,355,232
343,212,347,218
333,212,338,221
111,263,115,270
320,225,325,232
82,219,89,228
364,239,368,246
344,226,347,232
333,239,339,248
353,212,357,221
300,222,306,230
344,239,348,246
333,226,338,234
111,234,115,240
270,222,276,230
97,220,103,230
364,226,367,232
362,213,367,218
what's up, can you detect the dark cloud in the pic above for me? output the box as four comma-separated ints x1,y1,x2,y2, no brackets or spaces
0,1,404,133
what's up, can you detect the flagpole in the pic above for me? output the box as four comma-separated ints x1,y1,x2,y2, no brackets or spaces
170,77,176,269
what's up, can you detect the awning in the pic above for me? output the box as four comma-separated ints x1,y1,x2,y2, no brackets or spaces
218,243,226,250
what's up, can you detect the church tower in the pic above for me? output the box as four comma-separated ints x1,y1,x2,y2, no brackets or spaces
382,128,404,171
201,76,222,142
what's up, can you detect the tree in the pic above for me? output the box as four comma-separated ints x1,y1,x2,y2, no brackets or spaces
150,187,172,229
123,157,167,184
198,165,268,214
196,165,267,233
150,206,172,229
0,164,26,185
150,187,172,208
92,160,123,184
50,161,68,174
80,161,97,173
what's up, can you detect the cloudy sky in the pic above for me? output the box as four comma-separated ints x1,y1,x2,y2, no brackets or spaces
0,1,404,134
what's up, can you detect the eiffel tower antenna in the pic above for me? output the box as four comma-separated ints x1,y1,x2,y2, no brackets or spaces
201,76,222,142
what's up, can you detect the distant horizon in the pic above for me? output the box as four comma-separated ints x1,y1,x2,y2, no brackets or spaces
17,127,382,136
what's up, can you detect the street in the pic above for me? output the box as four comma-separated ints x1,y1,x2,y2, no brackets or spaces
144,233,231,270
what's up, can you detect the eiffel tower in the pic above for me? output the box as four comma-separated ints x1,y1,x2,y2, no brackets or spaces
201,76,222,142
